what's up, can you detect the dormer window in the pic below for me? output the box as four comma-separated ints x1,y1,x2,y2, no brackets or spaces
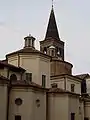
71,84,75,92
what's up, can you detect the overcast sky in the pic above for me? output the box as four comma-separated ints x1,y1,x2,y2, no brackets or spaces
0,0,90,75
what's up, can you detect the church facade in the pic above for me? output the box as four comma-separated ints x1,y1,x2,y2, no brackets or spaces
0,6,90,120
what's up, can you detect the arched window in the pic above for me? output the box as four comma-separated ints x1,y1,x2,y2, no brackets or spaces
52,50,54,56
10,74,17,82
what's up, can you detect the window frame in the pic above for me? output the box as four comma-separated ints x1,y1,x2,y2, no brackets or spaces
71,113,75,120
10,74,17,82
71,84,75,92
15,115,21,120
42,75,46,88
84,117,89,120
25,73,32,82
51,83,58,88
52,50,54,56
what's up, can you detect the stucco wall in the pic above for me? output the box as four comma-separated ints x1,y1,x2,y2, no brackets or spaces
50,60,72,76
9,88,33,120
19,54,50,88
48,93,69,120
79,100,84,120
8,55,18,66
19,55,40,84
86,78,90,94
50,78,65,89
39,57,50,88
50,77,81,94
0,67,22,81
32,90,46,120
0,68,8,78
7,53,50,88
68,96,81,120
51,76,81,94
8,70,21,81
20,55,40,85
66,78,81,94
9,87,46,120
0,84,8,120
84,101,90,119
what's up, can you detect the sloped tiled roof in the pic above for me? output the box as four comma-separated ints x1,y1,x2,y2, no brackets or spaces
0,75,9,84
48,88,80,96
0,61,25,72
11,80,47,91
75,74,90,79
6,47,51,59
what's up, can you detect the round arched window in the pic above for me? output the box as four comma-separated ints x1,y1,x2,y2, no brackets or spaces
10,74,17,82
15,98,22,106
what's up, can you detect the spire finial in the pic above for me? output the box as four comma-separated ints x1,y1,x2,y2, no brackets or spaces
52,0,54,8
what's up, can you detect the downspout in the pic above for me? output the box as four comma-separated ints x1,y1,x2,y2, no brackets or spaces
7,68,9,79
7,84,11,120
7,68,11,120
46,92,48,120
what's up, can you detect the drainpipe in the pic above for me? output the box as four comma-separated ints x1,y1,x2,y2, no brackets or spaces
7,84,11,120
46,92,48,120
7,68,9,79
6,68,10,120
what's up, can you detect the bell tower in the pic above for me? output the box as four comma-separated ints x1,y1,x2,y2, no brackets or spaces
40,3,73,76
40,6,64,60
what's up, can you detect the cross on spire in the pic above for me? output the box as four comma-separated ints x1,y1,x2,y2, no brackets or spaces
52,0,54,8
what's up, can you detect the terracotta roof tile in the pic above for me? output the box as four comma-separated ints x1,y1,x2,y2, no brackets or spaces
0,75,9,84
6,47,51,59
0,61,25,72
75,74,90,79
11,80,47,90
49,88,69,93
48,88,80,96
51,74,82,81
0,75,8,80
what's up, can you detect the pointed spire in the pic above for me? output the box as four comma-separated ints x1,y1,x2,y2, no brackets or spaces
45,6,60,40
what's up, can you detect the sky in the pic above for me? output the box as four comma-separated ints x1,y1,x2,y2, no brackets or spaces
0,0,90,75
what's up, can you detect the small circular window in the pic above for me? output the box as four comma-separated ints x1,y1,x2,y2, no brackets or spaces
15,98,22,106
